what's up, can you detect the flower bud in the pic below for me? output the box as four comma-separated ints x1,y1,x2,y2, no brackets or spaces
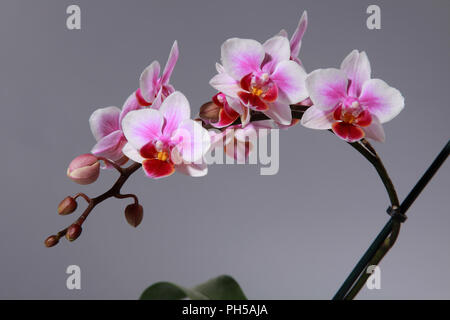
57,196,78,215
124,204,144,228
66,224,82,241
199,101,220,123
67,154,100,185
45,235,59,247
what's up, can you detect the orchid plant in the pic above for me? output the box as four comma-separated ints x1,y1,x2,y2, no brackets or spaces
46,11,449,300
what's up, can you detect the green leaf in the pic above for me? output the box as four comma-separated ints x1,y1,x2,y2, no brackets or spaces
140,275,247,300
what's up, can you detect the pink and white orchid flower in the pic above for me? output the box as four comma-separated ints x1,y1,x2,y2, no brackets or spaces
89,93,142,165
135,41,179,108
210,34,308,126
121,91,211,179
301,50,405,142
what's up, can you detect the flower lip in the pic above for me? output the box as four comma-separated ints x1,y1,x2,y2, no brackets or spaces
333,101,372,127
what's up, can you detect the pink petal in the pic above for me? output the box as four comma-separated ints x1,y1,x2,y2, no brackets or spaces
358,79,405,123
332,122,365,142
262,36,290,73
363,114,385,142
139,61,161,102
89,106,121,141
300,106,334,130
305,68,348,111
171,119,211,163
142,159,175,179
161,41,179,85
290,11,308,59
340,50,371,97
91,130,126,161
209,72,240,98
121,109,163,150
119,93,142,129
271,60,308,104
221,38,265,80
159,91,191,137
212,105,239,128
263,100,292,125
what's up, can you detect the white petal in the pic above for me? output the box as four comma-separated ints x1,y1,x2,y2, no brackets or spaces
364,114,385,142
305,68,348,111
122,143,145,163
121,109,163,150
209,72,240,98
359,78,405,123
89,106,121,141
271,60,308,104
159,91,191,137
221,38,264,80
300,106,333,130
263,101,292,125
340,50,371,97
139,61,161,102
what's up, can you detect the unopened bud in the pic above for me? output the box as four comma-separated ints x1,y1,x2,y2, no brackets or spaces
45,235,59,247
124,204,144,228
66,224,82,241
67,154,100,185
199,101,220,123
58,196,78,215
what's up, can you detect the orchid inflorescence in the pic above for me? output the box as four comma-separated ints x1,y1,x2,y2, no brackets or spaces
45,11,405,247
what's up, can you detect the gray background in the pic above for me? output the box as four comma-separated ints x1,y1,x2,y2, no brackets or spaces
0,0,449,299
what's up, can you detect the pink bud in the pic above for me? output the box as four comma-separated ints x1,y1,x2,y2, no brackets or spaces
67,154,100,185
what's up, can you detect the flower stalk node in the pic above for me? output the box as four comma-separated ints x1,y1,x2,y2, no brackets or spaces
386,205,407,223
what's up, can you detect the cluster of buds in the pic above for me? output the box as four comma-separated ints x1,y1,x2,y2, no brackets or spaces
45,154,144,247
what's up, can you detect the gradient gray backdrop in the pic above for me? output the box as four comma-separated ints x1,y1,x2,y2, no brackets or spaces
1,0,449,299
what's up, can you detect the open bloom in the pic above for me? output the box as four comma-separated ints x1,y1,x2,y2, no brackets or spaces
122,91,211,179
301,50,405,142
210,35,308,126
135,41,179,108
89,93,141,165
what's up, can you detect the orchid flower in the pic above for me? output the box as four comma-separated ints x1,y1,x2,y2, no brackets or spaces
89,93,142,165
210,35,308,126
135,41,179,108
121,91,211,179
301,50,405,142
